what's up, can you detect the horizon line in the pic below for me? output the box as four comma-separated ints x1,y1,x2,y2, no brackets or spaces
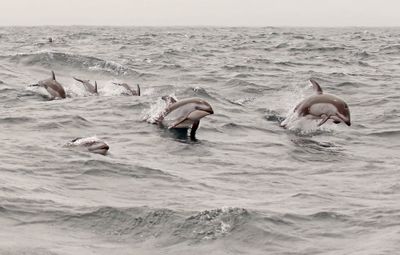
1,24,400,28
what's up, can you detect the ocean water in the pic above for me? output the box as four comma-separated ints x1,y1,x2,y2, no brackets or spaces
0,26,399,255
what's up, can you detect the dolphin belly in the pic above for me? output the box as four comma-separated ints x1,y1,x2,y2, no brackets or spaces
309,103,337,117
187,110,212,122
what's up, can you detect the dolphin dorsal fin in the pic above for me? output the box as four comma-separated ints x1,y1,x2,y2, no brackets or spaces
309,79,323,94
51,71,56,80
136,84,141,96
73,77,84,83
95,81,98,93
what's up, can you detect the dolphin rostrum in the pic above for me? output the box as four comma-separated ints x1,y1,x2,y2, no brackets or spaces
283,79,351,127
157,97,214,139
112,82,140,96
73,77,98,94
30,71,66,99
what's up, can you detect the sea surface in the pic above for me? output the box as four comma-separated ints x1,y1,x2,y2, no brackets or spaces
0,26,399,255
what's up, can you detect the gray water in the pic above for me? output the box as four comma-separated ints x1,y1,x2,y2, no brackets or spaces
0,26,399,255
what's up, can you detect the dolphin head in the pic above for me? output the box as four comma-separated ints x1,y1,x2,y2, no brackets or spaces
66,137,109,155
87,141,109,155
194,99,214,115
335,101,351,126
186,99,214,123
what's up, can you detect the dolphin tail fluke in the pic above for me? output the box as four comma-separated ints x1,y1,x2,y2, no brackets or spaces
309,79,323,94
190,121,200,140
136,84,141,96
161,95,177,105
51,70,56,80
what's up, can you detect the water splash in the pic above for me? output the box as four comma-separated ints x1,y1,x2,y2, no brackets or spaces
142,94,177,124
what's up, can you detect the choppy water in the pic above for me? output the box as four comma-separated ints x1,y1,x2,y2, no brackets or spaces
0,26,399,255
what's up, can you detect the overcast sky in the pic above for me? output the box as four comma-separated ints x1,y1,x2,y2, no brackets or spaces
1,0,400,27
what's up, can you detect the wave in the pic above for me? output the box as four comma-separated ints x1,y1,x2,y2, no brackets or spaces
367,130,400,137
379,44,400,53
5,51,138,76
4,203,356,247
79,162,177,180
0,116,37,124
289,46,346,52
225,79,270,93
31,115,91,130
222,65,256,72
55,206,251,242
183,86,215,99
65,31,97,40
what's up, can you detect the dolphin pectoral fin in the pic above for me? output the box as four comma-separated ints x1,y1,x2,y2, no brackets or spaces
95,81,98,94
190,121,200,140
309,79,323,94
169,116,188,129
317,115,330,126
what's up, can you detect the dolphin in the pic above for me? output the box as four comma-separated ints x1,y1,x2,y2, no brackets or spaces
284,79,351,127
65,136,109,155
112,82,140,96
30,71,66,99
157,97,214,139
73,77,98,94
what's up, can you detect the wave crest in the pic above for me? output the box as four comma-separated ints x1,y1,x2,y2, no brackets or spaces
8,51,138,76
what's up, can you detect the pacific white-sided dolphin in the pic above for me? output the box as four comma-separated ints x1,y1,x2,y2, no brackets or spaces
283,79,351,127
30,71,66,99
157,97,214,139
73,77,98,94
112,82,140,96
65,136,109,155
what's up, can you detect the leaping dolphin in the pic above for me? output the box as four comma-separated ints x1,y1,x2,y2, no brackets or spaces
112,82,140,96
157,97,214,139
73,77,98,94
30,71,66,99
282,79,351,127
65,136,109,155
